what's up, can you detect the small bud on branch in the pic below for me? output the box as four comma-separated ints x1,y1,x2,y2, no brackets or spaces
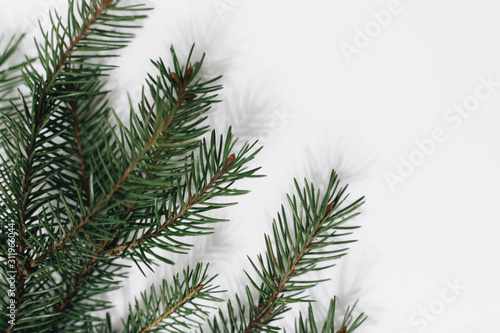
185,66,194,81
325,203,333,216
183,94,197,100
171,72,180,85
225,153,236,168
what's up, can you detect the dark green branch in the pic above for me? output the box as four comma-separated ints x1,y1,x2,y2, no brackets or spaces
107,153,235,256
30,67,193,268
243,204,333,333
140,284,204,333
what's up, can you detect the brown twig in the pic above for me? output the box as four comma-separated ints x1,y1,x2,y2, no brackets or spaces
57,256,98,313
69,100,91,204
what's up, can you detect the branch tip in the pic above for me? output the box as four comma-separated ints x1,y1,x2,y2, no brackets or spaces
185,66,194,81
225,153,236,168
325,203,333,216
171,72,179,85
183,93,197,100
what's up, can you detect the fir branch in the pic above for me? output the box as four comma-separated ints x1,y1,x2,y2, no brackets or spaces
110,128,261,270
243,205,333,333
0,35,24,67
57,255,97,314
1,2,148,330
44,0,112,96
55,152,233,317
10,95,55,332
30,64,193,268
0,93,65,331
55,132,260,321
108,152,236,256
19,0,149,218
33,0,149,213
140,284,204,333
205,171,364,333
121,263,222,333
13,0,147,264
39,47,260,328
53,0,112,76
0,39,35,314
26,0,148,104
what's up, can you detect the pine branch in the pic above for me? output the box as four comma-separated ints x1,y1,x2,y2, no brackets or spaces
243,207,332,333
121,263,222,333
141,284,205,333
0,37,39,330
30,63,194,268
30,43,261,328
204,171,364,333
108,152,236,256
19,0,145,265
0,2,149,330
55,151,232,317
54,130,260,324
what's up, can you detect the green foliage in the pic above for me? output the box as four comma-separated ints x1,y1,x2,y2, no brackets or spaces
121,263,221,333
204,172,365,333
0,1,367,332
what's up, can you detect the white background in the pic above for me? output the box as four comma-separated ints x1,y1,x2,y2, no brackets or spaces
1,0,499,332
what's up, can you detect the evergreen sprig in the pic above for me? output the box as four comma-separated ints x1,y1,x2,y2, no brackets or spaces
0,1,368,332
204,171,365,333
121,263,221,333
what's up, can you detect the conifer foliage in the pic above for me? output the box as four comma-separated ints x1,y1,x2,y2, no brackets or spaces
0,1,367,332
